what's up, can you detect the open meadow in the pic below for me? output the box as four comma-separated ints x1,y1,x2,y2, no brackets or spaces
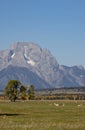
0,100,85,130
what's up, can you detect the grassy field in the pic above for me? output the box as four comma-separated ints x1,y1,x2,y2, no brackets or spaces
0,100,85,130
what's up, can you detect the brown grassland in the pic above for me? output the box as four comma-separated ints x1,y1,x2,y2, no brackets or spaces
0,100,85,130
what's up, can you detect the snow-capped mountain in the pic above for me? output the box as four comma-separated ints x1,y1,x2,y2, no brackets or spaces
0,42,85,90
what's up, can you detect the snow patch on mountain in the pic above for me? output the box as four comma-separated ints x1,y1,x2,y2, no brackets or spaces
27,58,35,66
24,46,28,59
24,46,35,66
11,53,15,58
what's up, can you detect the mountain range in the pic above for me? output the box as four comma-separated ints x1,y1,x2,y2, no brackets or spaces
0,42,85,90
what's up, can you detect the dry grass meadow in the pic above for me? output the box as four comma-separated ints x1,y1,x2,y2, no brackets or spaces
0,100,85,130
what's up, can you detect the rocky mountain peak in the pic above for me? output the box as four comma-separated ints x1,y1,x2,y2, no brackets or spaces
8,42,59,68
0,42,85,90
0,42,59,83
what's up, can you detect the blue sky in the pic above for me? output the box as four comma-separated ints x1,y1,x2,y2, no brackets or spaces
0,0,85,67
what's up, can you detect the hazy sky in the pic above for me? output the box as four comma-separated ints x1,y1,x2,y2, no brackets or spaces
0,0,85,67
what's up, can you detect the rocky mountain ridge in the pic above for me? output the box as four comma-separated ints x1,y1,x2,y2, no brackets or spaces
0,42,85,90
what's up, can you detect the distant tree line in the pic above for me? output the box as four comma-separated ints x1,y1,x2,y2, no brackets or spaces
35,94,85,100
5,80,35,102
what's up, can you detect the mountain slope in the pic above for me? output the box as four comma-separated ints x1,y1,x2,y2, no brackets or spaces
0,42,59,87
0,65,51,90
0,42,85,90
